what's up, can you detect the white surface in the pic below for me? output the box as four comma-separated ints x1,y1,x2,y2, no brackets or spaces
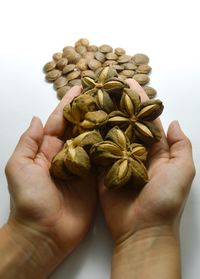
0,0,200,278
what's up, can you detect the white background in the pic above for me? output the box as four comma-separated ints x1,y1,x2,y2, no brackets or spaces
0,0,200,278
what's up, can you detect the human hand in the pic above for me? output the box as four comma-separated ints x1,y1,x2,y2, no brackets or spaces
2,86,97,278
99,79,195,241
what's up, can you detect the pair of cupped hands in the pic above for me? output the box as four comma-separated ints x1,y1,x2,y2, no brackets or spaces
5,80,195,262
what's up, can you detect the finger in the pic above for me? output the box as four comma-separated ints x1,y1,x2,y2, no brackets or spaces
11,117,43,162
44,85,82,139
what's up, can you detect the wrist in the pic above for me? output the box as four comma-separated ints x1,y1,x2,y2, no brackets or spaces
111,225,181,279
0,221,64,279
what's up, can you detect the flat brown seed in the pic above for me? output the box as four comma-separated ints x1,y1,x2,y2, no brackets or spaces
88,59,102,70
87,45,98,52
62,64,76,74
120,70,135,78
132,53,149,65
52,52,63,62
54,77,68,89
113,64,124,71
99,44,113,53
118,55,132,64
43,61,56,72
75,45,87,56
57,86,71,99
103,60,117,66
114,47,126,56
68,79,82,86
94,51,106,63
81,70,95,78
75,38,90,47
83,51,95,61
46,69,62,81
143,86,157,99
76,58,88,71
133,74,150,85
136,64,152,74
56,58,69,70
105,52,118,60
123,62,137,70
66,70,81,81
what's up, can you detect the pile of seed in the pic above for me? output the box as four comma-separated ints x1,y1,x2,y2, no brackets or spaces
43,38,157,100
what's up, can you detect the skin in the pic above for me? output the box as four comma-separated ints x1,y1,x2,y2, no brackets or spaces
0,81,195,279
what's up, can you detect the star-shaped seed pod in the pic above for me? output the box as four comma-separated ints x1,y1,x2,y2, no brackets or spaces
50,130,103,179
90,127,148,189
63,94,108,136
81,67,125,112
108,88,164,144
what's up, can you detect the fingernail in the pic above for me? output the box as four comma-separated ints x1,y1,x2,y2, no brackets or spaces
173,120,181,129
30,116,38,127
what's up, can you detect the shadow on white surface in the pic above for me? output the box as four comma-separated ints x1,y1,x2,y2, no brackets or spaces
49,206,112,279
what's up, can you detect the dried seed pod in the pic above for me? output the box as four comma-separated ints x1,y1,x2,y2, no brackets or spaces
99,44,113,53
56,58,69,70
46,69,62,81
52,52,63,62
143,86,157,99
43,61,56,72
66,70,81,81
132,53,149,65
81,110,108,129
50,149,72,180
136,64,152,74
62,64,76,74
118,55,132,64
95,51,106,63
57,86,71,99
114,47,126,56
95,89,115,113
54,76,68,89
133,74,150,85
88,59,102,71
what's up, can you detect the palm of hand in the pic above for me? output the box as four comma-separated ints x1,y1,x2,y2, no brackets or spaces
6,87,97,253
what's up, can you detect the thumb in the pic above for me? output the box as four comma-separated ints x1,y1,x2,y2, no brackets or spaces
13,117,43,161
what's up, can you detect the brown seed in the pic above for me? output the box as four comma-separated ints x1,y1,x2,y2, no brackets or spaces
112,64,124,71
81,70,95,78
136,64,152,74
103,60,117,66
95,51,106,63
62,64,76,74
95,67,104,76
63,46,75,53
133,74,150,85
54,77,68,89
56,58,68,70
66,70,81,81
120,70,135,78
43,61,56,72
143,86,157,99
123,62,137,70
75,38,90,47
69,52,81,64
99,44,113,53
118,74,127,81
114,47,126,56
132,53,149,65
87,45,98,52
69,79,82,86
105,52,118,60
57,86,71,99
75,45,87,56
52,52,63,62
88,59,101,71
76,58,88,71
118,55,132,63
83,51,95,62
46,69,62,81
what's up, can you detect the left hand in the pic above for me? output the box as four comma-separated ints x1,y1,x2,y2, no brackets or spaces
5,86,97,258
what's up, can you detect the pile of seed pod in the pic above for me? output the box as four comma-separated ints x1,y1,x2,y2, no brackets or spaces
43,38,157,100
50,66,164,190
